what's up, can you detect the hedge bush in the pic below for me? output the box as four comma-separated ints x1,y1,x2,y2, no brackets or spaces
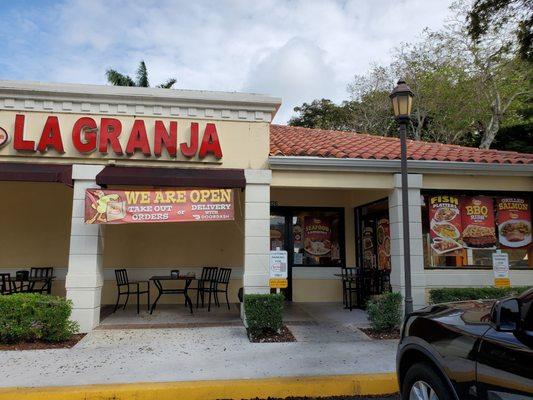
429,286,532,305
243,293,284,337
0,293,78,343
366,292,403,333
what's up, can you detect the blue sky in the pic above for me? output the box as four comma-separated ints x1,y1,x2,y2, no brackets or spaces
0,0,453,122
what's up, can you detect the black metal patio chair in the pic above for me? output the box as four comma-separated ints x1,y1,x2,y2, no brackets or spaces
113,269,150,314
28,267,54,294
0,273,15,295
189,267,218,312
214,268,232,310
341,267,358,310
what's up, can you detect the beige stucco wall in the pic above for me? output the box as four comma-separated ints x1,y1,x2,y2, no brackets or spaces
423,174,533,191
0,181,72,296
0,111,270,170
271,170,393,189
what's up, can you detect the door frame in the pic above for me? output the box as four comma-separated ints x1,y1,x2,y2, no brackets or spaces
271,206,346,302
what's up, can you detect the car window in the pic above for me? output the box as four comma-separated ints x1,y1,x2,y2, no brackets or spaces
522,299,533,331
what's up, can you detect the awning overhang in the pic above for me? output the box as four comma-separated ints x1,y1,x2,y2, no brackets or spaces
0,162,73,186
96,166,246,189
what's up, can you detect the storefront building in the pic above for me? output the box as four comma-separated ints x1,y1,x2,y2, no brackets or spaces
0,81,532,332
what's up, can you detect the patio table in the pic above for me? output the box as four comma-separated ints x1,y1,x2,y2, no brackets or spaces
149,274,195,314
11,276,56,294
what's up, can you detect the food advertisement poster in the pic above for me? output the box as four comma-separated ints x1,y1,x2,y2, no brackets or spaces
377,218,391,269
85,188,234,224
429,195,463,254
496,197,532,248
460,196,496,249
304,217,332,257
362,224,375,268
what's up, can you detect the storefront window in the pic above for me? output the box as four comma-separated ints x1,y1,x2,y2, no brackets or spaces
292,210,343,266
356,199,391,270
422,192,532,269
270,207,344,267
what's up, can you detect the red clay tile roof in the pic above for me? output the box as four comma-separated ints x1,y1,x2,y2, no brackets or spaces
270,125,533,165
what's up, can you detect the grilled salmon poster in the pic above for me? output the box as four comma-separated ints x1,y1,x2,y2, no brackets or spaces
496,197,532,248
429,195,463,254
460,196,496,249
85,188,234,224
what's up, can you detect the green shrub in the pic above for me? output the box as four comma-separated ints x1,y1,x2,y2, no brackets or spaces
429,286,532,305
0,293,78,343
366,292,403,333
244,293,284,337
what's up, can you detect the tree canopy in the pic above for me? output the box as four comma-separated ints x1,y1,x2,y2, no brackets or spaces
106,61,177,89
288,1,532,151
467,0,533,61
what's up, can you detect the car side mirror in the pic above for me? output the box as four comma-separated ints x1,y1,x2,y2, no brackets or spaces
491,298,520,332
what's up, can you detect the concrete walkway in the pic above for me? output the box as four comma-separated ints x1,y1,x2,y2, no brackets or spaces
0,326,396,388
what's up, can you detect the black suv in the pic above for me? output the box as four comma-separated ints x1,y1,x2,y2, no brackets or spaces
397,288,533,400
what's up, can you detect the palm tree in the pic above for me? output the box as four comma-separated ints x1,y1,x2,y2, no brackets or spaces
106,61,177,89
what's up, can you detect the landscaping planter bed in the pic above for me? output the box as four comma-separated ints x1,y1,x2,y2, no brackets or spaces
0,333,86,351
248,325,296,343
360,328,400,340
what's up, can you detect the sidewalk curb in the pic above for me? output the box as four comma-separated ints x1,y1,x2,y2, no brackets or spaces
0,373,398,399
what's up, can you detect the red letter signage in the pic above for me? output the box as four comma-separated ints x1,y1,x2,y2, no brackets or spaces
180,122,199,158
13,114,35,152
72,117,97,153
99,118,123,155
37,116,65,153
126,120,151,156
154,121,177,157
7,114,224,161
198,123,222,159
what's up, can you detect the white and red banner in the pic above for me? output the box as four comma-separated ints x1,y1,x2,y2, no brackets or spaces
85,188,234,224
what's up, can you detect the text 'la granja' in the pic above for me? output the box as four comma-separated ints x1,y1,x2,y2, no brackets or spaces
10,114,223,159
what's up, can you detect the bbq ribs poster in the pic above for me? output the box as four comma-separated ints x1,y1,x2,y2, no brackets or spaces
460,196,496,249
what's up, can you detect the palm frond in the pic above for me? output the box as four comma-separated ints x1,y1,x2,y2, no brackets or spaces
106,69,135,86
157,78,177,89
136,61,149,87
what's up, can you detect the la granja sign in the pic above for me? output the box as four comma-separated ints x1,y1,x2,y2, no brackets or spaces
5,114,223,160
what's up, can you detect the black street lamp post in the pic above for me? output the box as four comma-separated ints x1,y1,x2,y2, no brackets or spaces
390,80,415,316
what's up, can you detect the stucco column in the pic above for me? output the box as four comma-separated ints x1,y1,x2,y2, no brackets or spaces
65,164,105,332
243,169,272,296
388,173,426,310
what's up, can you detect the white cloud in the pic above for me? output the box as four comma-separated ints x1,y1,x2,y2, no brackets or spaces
243,38,340,122
0,0,454,122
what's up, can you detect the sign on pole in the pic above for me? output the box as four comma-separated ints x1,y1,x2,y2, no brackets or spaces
492,251,510,288
269,250,288,289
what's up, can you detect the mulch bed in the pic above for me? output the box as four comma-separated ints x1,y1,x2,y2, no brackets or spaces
0,334,86,351
248,325,296,343
359,328,400,340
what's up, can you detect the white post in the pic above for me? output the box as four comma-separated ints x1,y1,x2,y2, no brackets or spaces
65,164,105,333
243,169,272,296
389,173,426,310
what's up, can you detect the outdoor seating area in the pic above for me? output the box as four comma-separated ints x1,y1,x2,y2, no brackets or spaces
112,267,234,317
0,267,55,295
